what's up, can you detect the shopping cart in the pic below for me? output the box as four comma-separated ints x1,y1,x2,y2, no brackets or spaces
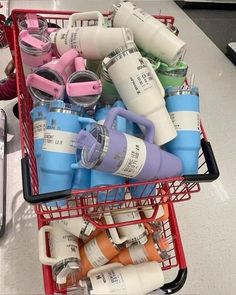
12,9,219,227
11,8,218,294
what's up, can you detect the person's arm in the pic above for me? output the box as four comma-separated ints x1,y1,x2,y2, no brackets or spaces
4,60,15,77
0,75,17,100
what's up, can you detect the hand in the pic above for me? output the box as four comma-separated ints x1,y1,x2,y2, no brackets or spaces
4,60,15,76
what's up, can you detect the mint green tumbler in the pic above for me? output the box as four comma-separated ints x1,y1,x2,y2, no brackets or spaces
157,61,188,89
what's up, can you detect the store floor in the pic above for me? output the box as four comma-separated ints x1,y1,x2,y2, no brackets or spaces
182,7,236,54
0,1,236,295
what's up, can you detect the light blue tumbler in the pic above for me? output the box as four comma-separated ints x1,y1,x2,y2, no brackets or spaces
71,149,91,190
165,86,200,175
30,102,49,176
39,100,94,206
90,100,127,203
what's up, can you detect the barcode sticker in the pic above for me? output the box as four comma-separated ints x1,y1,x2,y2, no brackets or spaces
42,129,77,154
169,111,200,131
129,244,148,264
84,238,109,268
115,134,146,178
107,270,125,292
34,120,46,140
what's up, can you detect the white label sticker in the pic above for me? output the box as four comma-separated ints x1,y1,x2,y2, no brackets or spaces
34,120,46,140
42,129,77,154
130,65,153,96
169,111,200,131
106,270,126,293
115,134,147,178
84,238,109,268
129,244,148,264
90,270,126,294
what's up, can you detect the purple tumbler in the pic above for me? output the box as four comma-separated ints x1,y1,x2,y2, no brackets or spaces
76,108,182,181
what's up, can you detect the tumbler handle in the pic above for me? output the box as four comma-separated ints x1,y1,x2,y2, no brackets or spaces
25,13,39,29
68,11,104,28
54,49,78,74
38,225,58,266
104,107,155,143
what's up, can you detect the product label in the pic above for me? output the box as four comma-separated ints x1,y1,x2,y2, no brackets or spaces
34,120,46,140
115,134,146,178
106,270,126,293
169,111,200,131
42,129,77,154
116,58,154,100
84,238,109,268
129,244,148,264
130,62,153,96
50,233,79,258
133,7,150,22
91,270,126,294
56,28,83,55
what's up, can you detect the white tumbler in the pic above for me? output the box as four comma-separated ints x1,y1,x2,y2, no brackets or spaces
80,262,165,295
104,41,177,145
112,0,186,66
38,222,81,285
50,26,133,60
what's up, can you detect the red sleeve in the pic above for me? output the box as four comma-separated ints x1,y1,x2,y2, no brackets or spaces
0,75,17,100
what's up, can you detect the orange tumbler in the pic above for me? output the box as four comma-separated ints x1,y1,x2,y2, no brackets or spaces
79,230,122,277
110,233,169,265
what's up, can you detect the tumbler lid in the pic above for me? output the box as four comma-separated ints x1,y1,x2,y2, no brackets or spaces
53,257,81,285
27,68,64,102
66,70,102,109
158,61,188,77
165,85,199,98
105,40,139,70
78,124,108,169
49,100,84,116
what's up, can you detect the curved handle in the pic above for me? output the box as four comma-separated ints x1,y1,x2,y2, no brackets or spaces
183,139,220,182
38,225,58,266
25,13,39,29
68,11,104,28
87,262,123,278
21,155,72,204
0,109,7,238
104,107,155,143
143,57,165,98
161,268,187,294
54,48,78,74
104,213,128,245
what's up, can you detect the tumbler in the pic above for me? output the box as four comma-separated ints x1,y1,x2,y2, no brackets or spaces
112,0,186,66
165,86,200,174
66,56,102,110
19,30,52,76
39,101,94,206
26,49,78,102
77,107,182,181
104,41,177,145
80,261,165,295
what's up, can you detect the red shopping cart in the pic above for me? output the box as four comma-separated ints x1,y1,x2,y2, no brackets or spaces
12,8,219,226
11,8,218,294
